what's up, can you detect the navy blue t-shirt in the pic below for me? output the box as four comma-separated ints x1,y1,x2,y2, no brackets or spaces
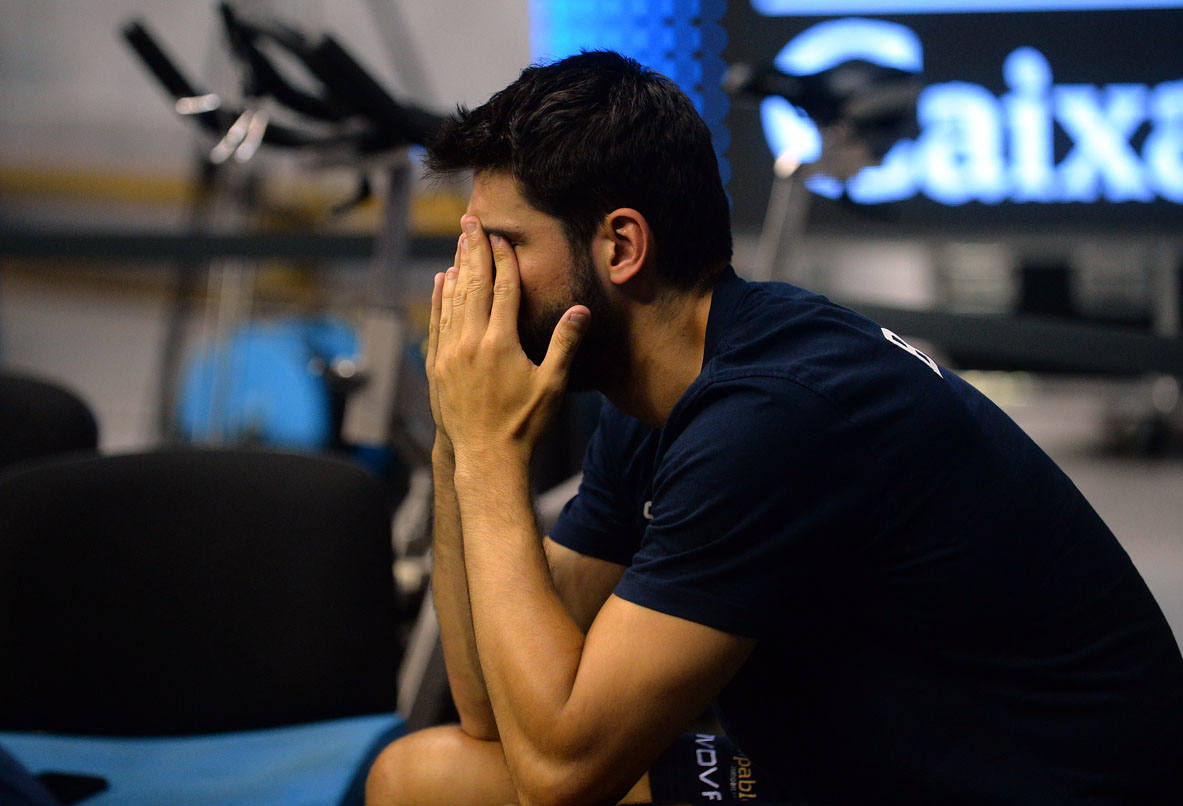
550,268,1183,802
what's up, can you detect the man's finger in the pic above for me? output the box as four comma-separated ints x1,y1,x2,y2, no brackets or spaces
538,305,590,382
458,215,494,332
451,230,462,285
427,270,445,365
435,233,460,342
439,264,459,335
487,233,522,336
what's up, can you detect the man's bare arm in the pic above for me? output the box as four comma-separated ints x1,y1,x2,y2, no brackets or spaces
456,463,754,806
435,469,623,739
431,441,500,739
426,254,500,740
544,537,626,633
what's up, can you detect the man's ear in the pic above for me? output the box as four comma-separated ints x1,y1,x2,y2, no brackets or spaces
596,208,653,287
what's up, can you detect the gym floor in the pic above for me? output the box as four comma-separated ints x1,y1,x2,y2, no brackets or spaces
1,263,1180,652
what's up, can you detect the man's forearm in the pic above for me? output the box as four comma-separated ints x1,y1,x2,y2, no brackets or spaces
453,457,596,797
431,442,498,740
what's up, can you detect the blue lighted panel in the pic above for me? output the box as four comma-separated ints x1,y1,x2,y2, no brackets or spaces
529,0,731,182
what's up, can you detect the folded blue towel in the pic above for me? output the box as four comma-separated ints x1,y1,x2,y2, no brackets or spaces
1,713,404,806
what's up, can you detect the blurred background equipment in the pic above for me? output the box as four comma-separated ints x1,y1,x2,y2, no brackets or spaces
122,3,445,463
723,43,924,282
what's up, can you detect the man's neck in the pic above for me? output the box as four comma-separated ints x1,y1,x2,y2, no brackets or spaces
599,285,715,429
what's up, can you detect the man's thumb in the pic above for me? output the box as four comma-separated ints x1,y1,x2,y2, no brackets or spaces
541,305,590,376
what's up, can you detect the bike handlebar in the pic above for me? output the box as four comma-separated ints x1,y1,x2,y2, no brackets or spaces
122,11,445,159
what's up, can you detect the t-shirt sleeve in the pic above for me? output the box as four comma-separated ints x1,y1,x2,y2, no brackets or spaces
548,404,650,566
613,379,874,639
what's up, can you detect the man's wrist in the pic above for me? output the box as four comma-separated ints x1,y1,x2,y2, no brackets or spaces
452,443,531,499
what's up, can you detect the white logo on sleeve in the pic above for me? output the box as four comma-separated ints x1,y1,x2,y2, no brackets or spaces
642,500,654,521
882,327,943,377
694,734,722,800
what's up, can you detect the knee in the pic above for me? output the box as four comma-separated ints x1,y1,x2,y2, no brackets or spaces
364,724,488,806
365,733,416,806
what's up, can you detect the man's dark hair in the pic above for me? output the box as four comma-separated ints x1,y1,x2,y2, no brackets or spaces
426,50,732,290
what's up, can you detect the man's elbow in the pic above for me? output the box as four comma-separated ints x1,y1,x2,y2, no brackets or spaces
458,713,499,743
453,694,500,742
511,756,631,806
514,778,603,806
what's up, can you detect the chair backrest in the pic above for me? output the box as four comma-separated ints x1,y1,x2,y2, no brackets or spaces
0,448,400,736
0,372,98,472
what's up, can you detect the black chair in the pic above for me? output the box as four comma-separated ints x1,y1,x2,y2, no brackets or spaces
0,448,405,804
0,371,98,473
0,447,401,736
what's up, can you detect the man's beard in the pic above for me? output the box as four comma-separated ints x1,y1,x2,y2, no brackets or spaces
518,250,627,392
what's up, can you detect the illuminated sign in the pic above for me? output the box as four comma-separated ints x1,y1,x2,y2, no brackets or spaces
764,25,1183,205
723,5,1183,232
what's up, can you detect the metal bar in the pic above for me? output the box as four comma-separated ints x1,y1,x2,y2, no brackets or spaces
0,230,457,262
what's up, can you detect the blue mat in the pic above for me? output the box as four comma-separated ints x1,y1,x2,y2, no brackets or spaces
0,713,404,806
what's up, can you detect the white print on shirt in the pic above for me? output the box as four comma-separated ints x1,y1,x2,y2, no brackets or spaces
642,500,654,521
695,734,723,801
882,327,943,377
